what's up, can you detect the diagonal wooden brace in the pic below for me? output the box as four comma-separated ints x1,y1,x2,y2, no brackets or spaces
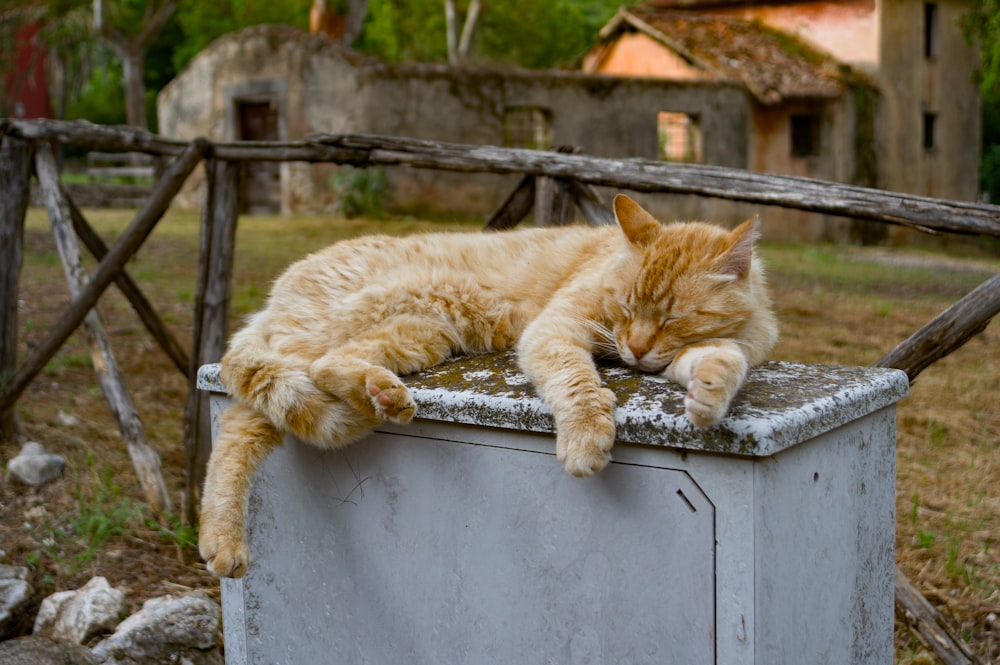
0,137,208,413
66,195,191,375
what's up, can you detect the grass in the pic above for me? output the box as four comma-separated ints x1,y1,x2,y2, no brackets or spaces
5,206,999,661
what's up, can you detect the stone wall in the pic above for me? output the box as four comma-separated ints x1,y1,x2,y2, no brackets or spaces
158,25,863,239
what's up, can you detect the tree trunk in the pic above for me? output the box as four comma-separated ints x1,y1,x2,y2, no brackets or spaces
445,0,481,64
94,0,177,130
119,49,148,130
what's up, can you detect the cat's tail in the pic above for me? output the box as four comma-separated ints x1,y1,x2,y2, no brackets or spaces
219,330,374,447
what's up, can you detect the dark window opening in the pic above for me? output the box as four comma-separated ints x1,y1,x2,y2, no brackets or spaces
923,112,937,151
790,114,821,157
924,3,939,59
237,99,281,214
503,107,553,150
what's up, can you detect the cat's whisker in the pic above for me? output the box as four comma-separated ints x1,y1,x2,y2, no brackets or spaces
572,316,618,349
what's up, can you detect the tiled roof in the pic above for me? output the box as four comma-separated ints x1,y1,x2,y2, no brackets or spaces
602,6,847,104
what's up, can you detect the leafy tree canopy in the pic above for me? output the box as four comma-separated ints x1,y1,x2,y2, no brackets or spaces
358,0,622,67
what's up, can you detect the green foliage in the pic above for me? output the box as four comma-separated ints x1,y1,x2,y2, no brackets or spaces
474,0,614,68
329,167,389,218
358,0,624,67
963,0,1000,200
172,0,310,72
981,144,1000,203
64,61,127,125
357,0,449,63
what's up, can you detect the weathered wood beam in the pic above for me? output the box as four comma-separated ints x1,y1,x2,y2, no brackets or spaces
551,179,574,226
35,143,173,512
6,119,369,163
9,118,188,156
569,180,615,226
0,138,209,414
0,133,33,445
310,133,1000,238
184,158,240,523
66,197,191,376
894,568,985,665
877,273,1000,382
484,175,535,231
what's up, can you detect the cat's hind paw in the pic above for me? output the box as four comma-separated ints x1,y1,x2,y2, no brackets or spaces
366,370,416,424
199,527,251,579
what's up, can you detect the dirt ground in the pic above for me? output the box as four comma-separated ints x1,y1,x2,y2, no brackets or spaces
1,209,997,662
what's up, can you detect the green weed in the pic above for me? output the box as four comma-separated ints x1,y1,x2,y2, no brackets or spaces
148,513,199,551
69,461,143,565
45,352,93,373
926,419,947,446
329,167,388,219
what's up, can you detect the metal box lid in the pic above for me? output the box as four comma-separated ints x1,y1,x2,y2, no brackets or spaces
198,351,908,457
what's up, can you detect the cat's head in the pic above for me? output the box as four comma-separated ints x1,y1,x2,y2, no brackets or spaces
608,194,764,372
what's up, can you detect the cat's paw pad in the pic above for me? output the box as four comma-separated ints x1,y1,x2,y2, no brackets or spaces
366,372,415,424
684,378,730,429
200,527,251,579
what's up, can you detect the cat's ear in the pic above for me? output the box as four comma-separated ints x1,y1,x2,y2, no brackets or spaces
613,194,661,247
717,215,760,279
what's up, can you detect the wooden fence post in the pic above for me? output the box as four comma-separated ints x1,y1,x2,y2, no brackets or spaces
0,134,33,446
184,158,240,524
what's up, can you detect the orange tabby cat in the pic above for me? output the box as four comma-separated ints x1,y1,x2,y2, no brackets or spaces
199,194,778,577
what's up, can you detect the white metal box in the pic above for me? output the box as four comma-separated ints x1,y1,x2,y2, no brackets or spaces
199,353,908,665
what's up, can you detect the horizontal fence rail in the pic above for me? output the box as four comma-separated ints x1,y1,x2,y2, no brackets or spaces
5,118,1000,238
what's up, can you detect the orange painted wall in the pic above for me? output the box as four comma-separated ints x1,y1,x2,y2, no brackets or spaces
582,33,715,81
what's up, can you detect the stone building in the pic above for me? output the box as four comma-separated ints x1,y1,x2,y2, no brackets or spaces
158,0,980,241
584,0,981,239
158,26,749,223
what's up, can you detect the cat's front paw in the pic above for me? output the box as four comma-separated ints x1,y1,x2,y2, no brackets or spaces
684,355,743,428
684,377,732,428
199,518,251,578
366,370,416,424
555,388,617,477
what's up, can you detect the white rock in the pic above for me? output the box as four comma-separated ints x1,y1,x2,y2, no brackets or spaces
34,576,127,645
57,410,81,427
0,564,33,638
6,442,66,486
91,593,221,664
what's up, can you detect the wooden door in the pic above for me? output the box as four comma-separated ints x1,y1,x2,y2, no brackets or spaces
237,100,281,214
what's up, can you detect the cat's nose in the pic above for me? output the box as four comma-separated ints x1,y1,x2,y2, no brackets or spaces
627,340,651,361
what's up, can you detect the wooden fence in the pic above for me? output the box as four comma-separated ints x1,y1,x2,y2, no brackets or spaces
1,118,999,665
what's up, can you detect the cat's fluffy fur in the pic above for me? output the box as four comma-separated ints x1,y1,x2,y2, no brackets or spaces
199,194,778,577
